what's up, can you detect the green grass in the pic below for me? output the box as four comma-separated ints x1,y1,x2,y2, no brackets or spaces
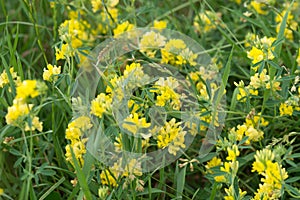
1,0,300,199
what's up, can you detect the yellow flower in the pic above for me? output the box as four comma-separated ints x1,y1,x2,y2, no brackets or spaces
279,102,293,116
176,48,198,66
151,77,181,110
252,148,288,199
220,162,231,173
113,21,134,36
65,116,92,142
153,20,167,29
5,99,33,126
252,160,265,174
205,157,222,169
100,169,118,187
224,186,247,200
122,113,151,134
247,36,275,65
122,158,143,177
236,124,247,141
237,87,247,102
156,118,186,156
250,1,268,15
214,175,226,182
245,126,264,142
275,9,297,40
0,67,20,88
91,0,119,12
247,47,264,64
245,113,269,127
106,75,119,93
15,80,39,100
164,39,186,54
55,44,68,60
193,11,220,33
224,196,234,200
0,188,4,195
90,93,112,118
65,139,88,167
226,144,240,161
123,62,144,79
98,186,109,199
43,64,61,82
252,149,274,173
139,31,166,57
161,39,187,65
25,116,43,132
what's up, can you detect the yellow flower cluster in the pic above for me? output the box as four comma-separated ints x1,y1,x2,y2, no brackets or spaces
161,39,197,67
0,67,20,88
90,93,112,118
5,79,45,131
249,0,275,15
215,144,247,199
224,186,247,200
113,21,134,36
56,18,91,61
123,63,145,81
151,77,181,110
16,80,39,100
189,70,217,101
65,116,93,167
279,87,300,116
6,99,33,126
91,0,119,13
122,113,151,135
98,186,109,199
205,156,222,175
252,148,288,199
247,35,276,65
100,158,142,187
139,31,166,57
235,69,281,102
235,80,258,102
106,63,149,100
43,64,61,82
249,69,279,90
114,133,149,152
275,3,298,41
279,102,293,116
153,20,167,29
155,118,186,156
230,111,268,144
95,8,118,35
55,1,119,65
193,10,220,33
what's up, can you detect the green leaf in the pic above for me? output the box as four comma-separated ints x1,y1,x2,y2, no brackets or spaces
175,163,186,199
285,177,300,184
39,177,65,200
289,153,300,159
285,184,300,197
274,1,293,59
39,169,56,176
136,188,165,196
70,146,92,200
209,182,218,200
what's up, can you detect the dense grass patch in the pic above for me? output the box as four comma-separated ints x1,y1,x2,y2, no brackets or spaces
0,0,300,199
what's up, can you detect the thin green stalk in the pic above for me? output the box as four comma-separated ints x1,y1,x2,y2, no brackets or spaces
22,0,48,65
148,0,202,26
